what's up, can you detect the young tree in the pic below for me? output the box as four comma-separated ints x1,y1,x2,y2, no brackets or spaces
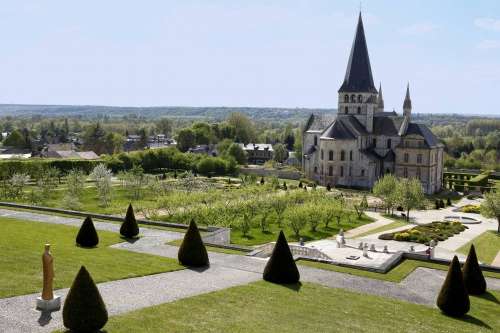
372,174,398,215
90,164,113,207
271,196,287,227
481,183,500,233
66,169,86,198
226,142,247,165
8,173,30,199
354,195,369,219
285,206,307,238
396,178,425,221
176,128,196,152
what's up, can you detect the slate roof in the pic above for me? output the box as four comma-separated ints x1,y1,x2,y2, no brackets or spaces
338,13,377,94
405,123,442,148
304,113,336,132
321,116,368,140
372,115,404,136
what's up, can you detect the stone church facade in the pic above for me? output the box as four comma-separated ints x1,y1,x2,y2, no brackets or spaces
302,14,444,194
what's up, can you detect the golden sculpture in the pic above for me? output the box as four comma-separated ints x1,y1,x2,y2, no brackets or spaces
42,244,54,300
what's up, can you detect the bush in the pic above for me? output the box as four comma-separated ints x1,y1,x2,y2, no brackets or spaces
63,266,108,332
263,230,300,284
437,256,470,317
446,197,452,206
326,183,331,191
462,244,487,295
298,181,303,188
435,200,440,210
120,203,140,238
439,199,445,208
178,219,209,267
76,216,99,247
460,204,481,214
196,157,229,176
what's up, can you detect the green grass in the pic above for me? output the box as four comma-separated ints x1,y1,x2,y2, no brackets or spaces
298,259,500,281
166,239,248,255
230,214,373,246
0,217,183,298
57,281,500,333
458,231,500,265
355,220,408,238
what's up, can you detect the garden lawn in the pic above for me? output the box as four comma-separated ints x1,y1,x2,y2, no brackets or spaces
231,214,373,246
58,281,500,333
0,217,183,298
458,231,500,265
355,220,408,238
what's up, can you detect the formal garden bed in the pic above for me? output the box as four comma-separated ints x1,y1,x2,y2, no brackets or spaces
459,204,481,214
0,217,183,298
379,221,467,244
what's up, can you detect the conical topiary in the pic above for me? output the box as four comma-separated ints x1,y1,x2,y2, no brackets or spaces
63,266,108,332
120,203,140,238
437,256,470,317
178,219,209,267
76,216,99,247
263,230,300,284
463,244,487,295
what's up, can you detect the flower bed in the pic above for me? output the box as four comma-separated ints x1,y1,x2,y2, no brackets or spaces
459,204,481,214
379,221,467,244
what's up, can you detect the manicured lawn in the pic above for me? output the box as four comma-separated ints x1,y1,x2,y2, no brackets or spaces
355,220,408,238
62,281,500,333
166,239,248,255
458,231,500,265
231,214,374,246
298,259,500,281
0,217,183,298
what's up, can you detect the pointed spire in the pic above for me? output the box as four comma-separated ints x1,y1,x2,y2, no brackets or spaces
377,82,384,110
403,83,412,110
338,13,377,94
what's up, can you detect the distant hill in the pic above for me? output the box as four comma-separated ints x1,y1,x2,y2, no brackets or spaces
0,104,336,123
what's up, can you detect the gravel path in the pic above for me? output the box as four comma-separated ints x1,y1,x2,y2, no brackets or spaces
343,211,395,238
1,208,499,333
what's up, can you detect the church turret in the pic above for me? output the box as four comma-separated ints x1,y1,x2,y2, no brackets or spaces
377,82,384,112
403,83,412,117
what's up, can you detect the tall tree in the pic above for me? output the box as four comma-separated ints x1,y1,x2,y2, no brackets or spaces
273,143,288,163
227,112,256,144
176,128,196,152
396,178,425,221
373,174,398,215
481,183,500,233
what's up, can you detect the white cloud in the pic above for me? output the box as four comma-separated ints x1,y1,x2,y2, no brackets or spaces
399,23,437,36
476,39,500,49
474,18,500,31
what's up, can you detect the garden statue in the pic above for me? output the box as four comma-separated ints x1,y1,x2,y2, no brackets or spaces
362,243,368,257
409,245,415,252
429,239,437,258
383,245,389,253
370,244,376,252
36,244,61,311
358,242,363,250
336,230,345,248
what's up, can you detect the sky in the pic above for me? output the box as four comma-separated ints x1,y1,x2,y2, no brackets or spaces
0,0,499,114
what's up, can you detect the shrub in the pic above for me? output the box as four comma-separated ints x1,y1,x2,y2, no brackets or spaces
120,203,140,238
439,199,445,209
326,183,331,191
435,200,440,210
437,256,470,317
283,182,287,191
260,177,265,185
178,219,209,267
76,216,99,247
446,197,452,206
263,230,300,284
460,205,481,214
63,266,108,332
298,181,303,188
462,244,487,295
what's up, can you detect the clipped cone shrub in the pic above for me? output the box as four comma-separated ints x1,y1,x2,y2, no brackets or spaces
463,244,487,295
263,230,300,284
120,203,140,238
76,216,99,247
178,219,209,267
437,256,470,317
63,266,108,332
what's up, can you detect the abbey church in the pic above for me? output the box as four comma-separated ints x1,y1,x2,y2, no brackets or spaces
302,14,444,194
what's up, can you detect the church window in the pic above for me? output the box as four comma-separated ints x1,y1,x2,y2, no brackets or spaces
417,154,422,164
361,169,365,177
349,166,352,176
372,138,377,147
357,106,361,114
349,150,353,161
344,106,348,114
320,150,324,160
340,166,344,177
314,166,318,174
404,153,409,163
344,95,349,103
329,150,334,161
314,136,318,146
340,150,345,161
351,94,355,102
387,139,392,149
357,94,362,103
328,166,333,176
403,167,408,178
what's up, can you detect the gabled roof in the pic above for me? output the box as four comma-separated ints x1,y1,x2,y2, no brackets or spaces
321,116,365,140
338,13,377,93
372,115,404,136
404,123,442,148
304,113,336,132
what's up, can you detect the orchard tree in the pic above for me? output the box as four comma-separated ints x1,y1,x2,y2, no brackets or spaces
372,174,398,215
481,183,500,233
396,178,425,221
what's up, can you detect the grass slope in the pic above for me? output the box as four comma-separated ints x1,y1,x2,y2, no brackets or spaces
458,231,500,265
67,281,500,333
0,217,183,298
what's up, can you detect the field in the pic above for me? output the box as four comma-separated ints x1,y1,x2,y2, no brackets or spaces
0,217,183,298
60,281,500,333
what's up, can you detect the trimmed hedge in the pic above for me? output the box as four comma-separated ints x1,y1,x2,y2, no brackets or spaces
263,230,300,284
178,220,209,267
437,256,470,317
76,216,99,247
120,204,140,238
63,266,108,332
463,244,487,295
0,159,102,177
